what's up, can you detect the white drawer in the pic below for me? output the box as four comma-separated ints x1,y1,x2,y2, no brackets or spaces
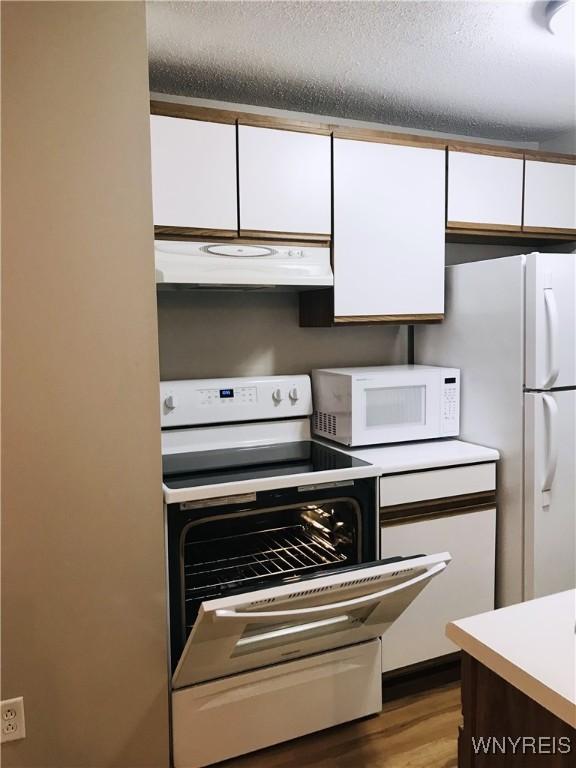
379,463,496,507
172,639,381,768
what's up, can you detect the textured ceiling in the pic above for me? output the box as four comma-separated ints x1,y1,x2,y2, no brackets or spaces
147,0,576,141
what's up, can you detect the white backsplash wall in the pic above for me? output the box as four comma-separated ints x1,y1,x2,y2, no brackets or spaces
157,290,407,380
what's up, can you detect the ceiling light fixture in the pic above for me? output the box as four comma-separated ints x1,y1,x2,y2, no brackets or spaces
546,0,575,48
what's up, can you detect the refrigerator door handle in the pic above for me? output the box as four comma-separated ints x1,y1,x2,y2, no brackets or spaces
542,288,560,389
541,394,559,496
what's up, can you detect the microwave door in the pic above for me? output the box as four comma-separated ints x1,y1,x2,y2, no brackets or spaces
172,552,451,689
352,374,442,445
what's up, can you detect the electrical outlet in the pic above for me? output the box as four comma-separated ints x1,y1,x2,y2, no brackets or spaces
1,698,25,743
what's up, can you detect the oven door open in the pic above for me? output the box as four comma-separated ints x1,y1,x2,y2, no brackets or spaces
172,551,450,689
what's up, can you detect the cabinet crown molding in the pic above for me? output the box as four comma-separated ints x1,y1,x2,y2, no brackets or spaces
151,100,576,163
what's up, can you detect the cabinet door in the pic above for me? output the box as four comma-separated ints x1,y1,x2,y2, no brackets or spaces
380,508,496,672
524,160,576,233
447,151,523,229
150,115,237,232
238,126,331,235
333,140,445,320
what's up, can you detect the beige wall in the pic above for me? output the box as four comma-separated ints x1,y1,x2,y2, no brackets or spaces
158,291,406,380
1,3,169,767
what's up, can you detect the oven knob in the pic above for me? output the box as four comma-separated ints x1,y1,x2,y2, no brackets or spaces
164,395,176,411
272,388,283,404
289,387,299,403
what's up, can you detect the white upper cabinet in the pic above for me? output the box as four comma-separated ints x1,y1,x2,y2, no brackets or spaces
524,160,576,232
238,126,331,235
447,150,524,229
150,115,238,231
333,139,445,319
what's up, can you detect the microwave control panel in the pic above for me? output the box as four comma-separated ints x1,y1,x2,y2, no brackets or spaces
440,370,460,435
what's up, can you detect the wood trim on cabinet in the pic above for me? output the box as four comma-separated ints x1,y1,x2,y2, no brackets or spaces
155,233,331,247
448,142,524,159
523,150,576,165
299,291,444,327
522,225,576,235
445,227,576,245
380,490,497,526
237,114,332,136
333,126,447,150
150,100,237,125
151,101,576,165
334,313,444,324
446,220,523,233
154,226,238,239
239,229,331,244
150,100,331,135
154,228,333,245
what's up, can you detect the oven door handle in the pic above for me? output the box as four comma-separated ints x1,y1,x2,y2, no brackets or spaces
214,561,447,620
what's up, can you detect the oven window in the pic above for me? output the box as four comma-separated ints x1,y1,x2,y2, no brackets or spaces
232,614,356,657
180,500,361,641
365,385,426,427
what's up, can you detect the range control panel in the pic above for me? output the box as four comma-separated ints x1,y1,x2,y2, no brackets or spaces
160,375,313,428
440,370,460,435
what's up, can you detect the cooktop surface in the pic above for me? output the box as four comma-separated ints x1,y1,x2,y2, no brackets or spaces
162,440,370,489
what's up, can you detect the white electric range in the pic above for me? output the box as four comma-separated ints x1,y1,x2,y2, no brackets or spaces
160,374,450,768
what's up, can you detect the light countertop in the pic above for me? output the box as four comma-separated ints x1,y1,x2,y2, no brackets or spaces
447,590,576,727
331,438,499,474
163,438,499,504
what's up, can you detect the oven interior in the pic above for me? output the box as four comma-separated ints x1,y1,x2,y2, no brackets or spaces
173,499,362,663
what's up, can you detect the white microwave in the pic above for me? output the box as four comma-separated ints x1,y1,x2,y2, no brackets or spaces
312,365,460,447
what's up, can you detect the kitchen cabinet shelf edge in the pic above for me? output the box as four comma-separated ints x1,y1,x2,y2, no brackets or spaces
239,230,331,244
445,229,576,246
299,291,444,326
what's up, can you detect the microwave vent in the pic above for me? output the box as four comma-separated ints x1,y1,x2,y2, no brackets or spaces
313,410,336,436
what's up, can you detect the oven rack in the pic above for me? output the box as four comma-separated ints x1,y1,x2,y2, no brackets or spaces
183,524,346,603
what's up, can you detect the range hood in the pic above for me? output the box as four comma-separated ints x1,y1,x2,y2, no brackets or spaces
155,240,333,290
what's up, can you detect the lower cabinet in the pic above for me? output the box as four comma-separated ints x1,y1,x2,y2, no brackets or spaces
380,468,496,672
458,653,575,768
172,640,381,768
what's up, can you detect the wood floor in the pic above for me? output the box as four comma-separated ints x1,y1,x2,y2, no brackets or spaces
222,682,461,768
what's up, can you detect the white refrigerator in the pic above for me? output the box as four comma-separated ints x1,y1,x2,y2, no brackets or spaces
416,253,575,607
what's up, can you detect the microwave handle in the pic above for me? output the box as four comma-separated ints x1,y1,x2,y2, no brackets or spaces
214,561,447,620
